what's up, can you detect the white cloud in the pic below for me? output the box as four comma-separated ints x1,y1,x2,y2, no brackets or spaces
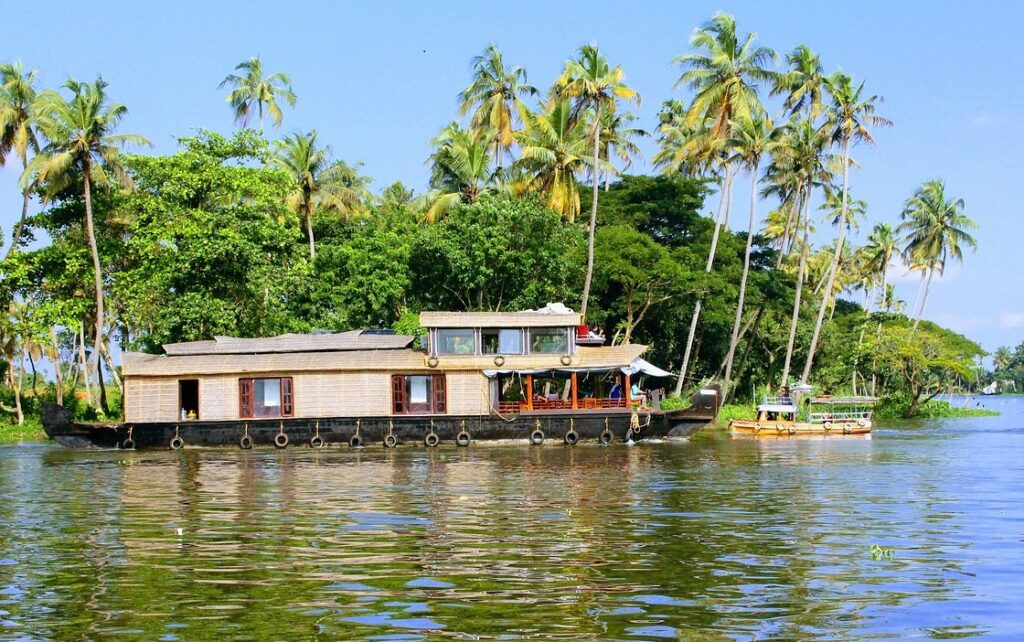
999,312,1024,329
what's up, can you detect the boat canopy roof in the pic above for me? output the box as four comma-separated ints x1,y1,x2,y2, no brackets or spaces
757,403,798,413
808,396,878,405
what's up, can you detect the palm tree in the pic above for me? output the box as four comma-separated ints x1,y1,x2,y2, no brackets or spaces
771,45,826,119
670,13,774,393
219,57,297,131
0,62,41,259
274,130,369,259
424,123,497,222
514,99,592,221
458,44,537,168
597,110,646,189
721,114,773,397
800,72,891,384
897,179,978,328
27,77,150,396
861,223,898,303
554,43,639,320
994,347,1012,373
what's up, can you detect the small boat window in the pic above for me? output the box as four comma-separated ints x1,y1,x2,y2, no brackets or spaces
530,328,569,354
392,374,446,414
481,329,523,354
435,329,476,355
239,377,294,418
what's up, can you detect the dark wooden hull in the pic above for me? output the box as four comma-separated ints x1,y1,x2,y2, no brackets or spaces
41,403,716,450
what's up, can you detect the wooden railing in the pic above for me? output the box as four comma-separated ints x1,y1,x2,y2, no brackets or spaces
496,398,629,414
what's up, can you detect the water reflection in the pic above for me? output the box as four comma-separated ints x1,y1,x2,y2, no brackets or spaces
0,400,1022,639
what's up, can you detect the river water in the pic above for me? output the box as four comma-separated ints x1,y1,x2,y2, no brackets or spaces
1,398,1022,641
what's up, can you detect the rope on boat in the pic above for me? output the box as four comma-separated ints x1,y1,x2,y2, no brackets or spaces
482,387,519,423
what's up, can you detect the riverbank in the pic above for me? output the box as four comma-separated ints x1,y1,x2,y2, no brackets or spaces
0,419,46,444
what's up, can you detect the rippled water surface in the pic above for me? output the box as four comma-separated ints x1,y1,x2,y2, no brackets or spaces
2,398,1023,640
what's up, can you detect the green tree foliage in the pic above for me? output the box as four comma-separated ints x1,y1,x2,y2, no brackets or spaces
412,194,584,312
113,131,301,349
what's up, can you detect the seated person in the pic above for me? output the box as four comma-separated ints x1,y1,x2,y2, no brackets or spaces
630,382,648,408
609,382,623,400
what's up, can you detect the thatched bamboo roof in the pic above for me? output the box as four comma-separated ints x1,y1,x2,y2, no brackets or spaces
163,330,413,356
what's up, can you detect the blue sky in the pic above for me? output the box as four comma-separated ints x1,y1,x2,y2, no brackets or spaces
3,1,1022,353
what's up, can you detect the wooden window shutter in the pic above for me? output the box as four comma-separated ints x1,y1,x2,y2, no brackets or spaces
433,374,446,413
239,379,253,418
391,375,405,414
282,377,294,416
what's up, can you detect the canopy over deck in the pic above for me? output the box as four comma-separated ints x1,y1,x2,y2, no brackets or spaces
808,396,878,405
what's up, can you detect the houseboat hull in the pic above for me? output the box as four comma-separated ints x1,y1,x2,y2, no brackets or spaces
42,402,716,450
729,418,872,437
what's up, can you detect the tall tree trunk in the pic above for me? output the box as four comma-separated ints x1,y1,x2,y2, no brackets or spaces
721,161,760,400
674,164,733,395
579,102,602,321
780,190,811,386
911,272,925,321
51,327,63,406
97,357,110,416
305,201,316,259
82,165,106,407
4,158,32,261
914,267,935,329
801,137,851,384
733,305,766,396
79,321,94,407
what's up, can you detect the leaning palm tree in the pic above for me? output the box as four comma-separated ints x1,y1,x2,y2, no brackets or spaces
799,72,891,384
457,44,538,168
553,43,639,320
219,57,297,130
670,13,774,393
0,62,41,259
424,123,497,222
514,99,592,221
897,179,978,328
720,114,773,397
27,77,150,396
274,130,369,259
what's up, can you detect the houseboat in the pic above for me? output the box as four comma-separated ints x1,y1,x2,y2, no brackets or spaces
42,306,721,449
729,386,876,437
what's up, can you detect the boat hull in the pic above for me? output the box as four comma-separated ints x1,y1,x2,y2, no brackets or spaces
41,402,713,449
729,418,872,436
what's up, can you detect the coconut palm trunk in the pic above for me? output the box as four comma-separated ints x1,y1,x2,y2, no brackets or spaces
305,201,316,259
81,160,106,402
780,187,811,386
801,136,851,384
674,163,734,396
722,161,760,399
579,102,602,321
914,265,936,329
4,158,32,261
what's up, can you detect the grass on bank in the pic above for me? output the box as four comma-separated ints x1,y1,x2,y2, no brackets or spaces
0,418,46,444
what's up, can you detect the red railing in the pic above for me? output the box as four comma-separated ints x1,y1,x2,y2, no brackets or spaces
496,398,628,414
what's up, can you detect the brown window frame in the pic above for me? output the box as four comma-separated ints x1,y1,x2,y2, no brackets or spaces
239,377,295,419
391,374,446,415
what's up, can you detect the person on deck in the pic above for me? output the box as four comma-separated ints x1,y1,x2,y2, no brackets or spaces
609,381,623,400
631,382,648,408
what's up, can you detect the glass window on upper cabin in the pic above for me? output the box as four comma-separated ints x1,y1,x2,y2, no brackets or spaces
530,328,569,354
481,329,523,355
435,328,477,355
